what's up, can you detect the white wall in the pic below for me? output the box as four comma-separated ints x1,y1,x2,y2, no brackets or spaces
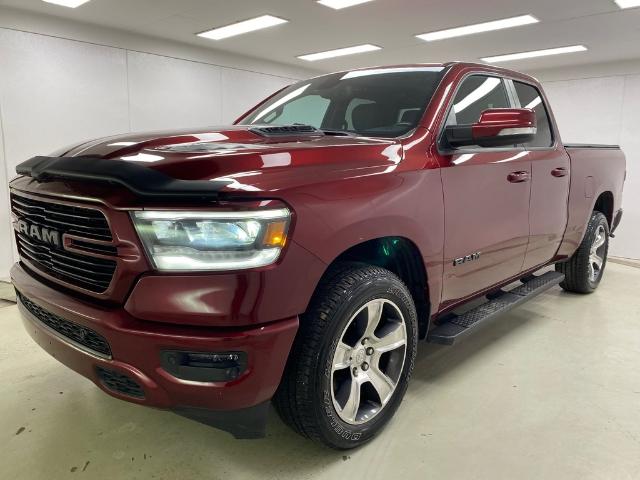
0,10,315,281
0,100,10,280
529,59,640,260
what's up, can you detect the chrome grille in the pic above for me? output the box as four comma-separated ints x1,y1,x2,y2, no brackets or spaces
11,193,116,293
11,193,112,241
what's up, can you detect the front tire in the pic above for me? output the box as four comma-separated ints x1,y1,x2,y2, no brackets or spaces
274,263,418,449
556,211,609,293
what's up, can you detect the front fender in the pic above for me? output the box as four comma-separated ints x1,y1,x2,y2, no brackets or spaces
286,168,444,312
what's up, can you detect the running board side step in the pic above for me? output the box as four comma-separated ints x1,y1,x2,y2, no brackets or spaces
427,271,565,346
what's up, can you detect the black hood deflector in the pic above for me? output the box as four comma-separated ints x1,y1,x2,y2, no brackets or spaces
15,156,231,200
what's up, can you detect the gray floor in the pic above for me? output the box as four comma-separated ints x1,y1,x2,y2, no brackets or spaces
1,263,639,480
0,280,16,304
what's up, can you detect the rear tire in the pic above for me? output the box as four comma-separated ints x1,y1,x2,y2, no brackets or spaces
273,263,418,449
556,211,609,293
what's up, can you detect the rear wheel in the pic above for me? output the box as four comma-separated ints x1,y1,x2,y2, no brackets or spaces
274,263,418,449
556,211,609,293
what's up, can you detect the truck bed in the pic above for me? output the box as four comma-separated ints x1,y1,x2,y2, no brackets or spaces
558,144,625,258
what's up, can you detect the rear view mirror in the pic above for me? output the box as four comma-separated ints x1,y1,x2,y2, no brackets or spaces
445,108,537,148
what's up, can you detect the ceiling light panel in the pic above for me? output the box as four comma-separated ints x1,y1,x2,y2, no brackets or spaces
42,0,90,7
198,15,288,40
482,45,588,63
317,0,374,9
417,15,538,42
614,0,640,8
298,44,381,61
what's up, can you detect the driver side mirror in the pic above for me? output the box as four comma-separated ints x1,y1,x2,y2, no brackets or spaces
444,108,537,149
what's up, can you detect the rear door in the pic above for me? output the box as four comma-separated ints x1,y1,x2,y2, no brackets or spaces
511,80,571,270
438,74,531,307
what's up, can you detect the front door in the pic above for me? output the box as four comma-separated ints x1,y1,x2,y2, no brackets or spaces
438,74,532,307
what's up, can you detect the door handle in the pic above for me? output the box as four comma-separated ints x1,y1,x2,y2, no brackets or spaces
507,171,530,183
551,167,568,177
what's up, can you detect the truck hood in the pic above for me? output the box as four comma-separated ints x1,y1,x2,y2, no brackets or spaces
62,126,404,193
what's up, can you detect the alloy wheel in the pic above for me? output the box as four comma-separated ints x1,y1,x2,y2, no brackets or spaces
589,224,607,283
330,299,407,425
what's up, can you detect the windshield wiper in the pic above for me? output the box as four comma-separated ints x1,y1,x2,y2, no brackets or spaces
317,128,357,137
291,124,357,137
251,124,357,137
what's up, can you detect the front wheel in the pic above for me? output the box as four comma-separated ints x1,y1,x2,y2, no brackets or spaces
273,263,418,449
556,211,609,293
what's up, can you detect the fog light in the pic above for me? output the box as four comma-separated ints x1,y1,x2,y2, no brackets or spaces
161,350,248,382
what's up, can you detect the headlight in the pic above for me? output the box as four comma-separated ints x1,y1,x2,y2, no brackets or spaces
131,209,290,271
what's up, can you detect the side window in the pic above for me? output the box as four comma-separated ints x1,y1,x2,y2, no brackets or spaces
446,75,510,127
513,82,553,148
262,94,330,128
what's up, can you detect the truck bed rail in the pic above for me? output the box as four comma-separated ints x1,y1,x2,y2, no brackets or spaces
564,144,620,149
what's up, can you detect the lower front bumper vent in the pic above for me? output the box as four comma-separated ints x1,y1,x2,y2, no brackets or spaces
96,367,145,399
17,290,112,358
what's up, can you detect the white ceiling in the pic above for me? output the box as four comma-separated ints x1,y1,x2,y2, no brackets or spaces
1,0,639,74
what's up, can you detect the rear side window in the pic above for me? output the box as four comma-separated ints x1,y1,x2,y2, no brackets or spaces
513,81,553,148
446,75,510,126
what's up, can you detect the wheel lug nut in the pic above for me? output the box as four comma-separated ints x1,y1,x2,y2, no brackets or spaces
361,338,368,345
352,367,358,376
366,347,374,355
361,362,369,371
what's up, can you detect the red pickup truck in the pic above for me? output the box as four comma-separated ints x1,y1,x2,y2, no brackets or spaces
10,62,625,449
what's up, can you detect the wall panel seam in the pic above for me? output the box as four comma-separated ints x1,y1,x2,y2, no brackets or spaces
125,49,132,132
538,71,639,83
617,75,628,147
0,88,16,277
0,26,304,82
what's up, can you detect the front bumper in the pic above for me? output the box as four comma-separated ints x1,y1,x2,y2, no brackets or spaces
11,263,298,438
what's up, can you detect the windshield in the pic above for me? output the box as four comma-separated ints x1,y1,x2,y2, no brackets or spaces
239,67,446,138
